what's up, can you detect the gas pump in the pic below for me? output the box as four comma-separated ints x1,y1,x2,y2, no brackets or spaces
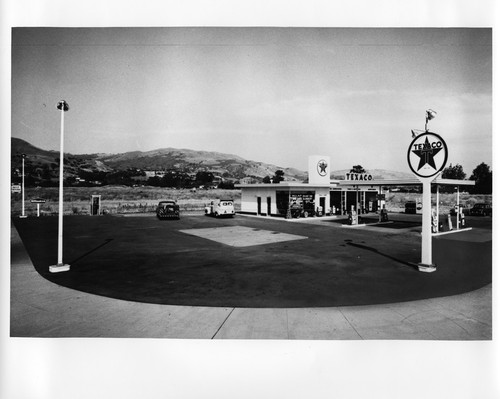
449,204,466,230
459,205,465,228
90,195,101,216
348,205,358,225
379,205,389,222
431,209,438,233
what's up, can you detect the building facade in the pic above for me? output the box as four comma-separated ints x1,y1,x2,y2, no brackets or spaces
236,155,474,218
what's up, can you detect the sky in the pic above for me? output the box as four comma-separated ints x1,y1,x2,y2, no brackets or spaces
11,27,492,175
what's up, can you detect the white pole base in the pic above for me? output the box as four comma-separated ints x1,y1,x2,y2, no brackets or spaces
418,263,437,273
49,264,70,273
19,215,28,219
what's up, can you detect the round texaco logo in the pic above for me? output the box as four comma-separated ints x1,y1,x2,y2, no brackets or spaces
317,159,328,176
407,132,448,178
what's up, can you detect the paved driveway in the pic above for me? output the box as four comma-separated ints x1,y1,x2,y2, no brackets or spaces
10,213,492,339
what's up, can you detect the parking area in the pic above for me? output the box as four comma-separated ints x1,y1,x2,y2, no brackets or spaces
11,212,491,309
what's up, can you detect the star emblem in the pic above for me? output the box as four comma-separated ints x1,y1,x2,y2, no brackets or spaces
318,160,328,176
412,137,442,171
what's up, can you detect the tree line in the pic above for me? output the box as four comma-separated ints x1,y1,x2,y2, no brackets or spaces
440,162,492,194
11,154,492,194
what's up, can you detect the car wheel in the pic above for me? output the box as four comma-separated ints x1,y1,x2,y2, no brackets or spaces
303,211,309,218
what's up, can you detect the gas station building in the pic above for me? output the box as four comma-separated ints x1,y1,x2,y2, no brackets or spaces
236,155,475,217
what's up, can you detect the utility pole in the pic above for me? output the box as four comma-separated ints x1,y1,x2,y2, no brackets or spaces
19,153,27,218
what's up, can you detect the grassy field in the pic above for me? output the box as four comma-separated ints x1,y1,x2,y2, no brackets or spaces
11,186,241,216
10,186,491,217
382,192,492,214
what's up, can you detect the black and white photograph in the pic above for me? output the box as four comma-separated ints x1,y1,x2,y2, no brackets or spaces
1,1,499,399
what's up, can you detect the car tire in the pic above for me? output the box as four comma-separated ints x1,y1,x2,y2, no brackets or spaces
303,211,309,218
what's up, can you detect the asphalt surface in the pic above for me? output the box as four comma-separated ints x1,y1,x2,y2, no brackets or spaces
11,212,492,308
10,213,492,339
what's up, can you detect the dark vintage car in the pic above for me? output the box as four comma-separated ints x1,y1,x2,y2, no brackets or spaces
156,200,180,219
469,203,492,216
290,201,316,218
404,201,421,214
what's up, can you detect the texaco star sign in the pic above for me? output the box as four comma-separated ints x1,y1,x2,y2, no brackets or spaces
407,132,448,179
317,159,328,176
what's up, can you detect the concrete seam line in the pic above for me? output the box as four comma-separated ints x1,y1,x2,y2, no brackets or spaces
211,307,235,339
338,308,363,340
286,309,290,340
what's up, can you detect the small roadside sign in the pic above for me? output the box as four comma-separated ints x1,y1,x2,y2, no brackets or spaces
30,198,46,204
11,184,21,193
30,198,47,217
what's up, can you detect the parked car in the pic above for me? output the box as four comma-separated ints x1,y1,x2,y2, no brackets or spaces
156,200,180,219
289,201,316,218
469,203,492,216
205,199,235,217
404,201,422,214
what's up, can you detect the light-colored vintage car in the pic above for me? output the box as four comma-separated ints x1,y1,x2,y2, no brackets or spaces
205,199,235,218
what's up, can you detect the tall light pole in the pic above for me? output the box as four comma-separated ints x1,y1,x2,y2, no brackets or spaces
49,100,70,273
19,153,27,218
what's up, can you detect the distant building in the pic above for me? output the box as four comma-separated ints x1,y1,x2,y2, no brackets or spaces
144,170,165,178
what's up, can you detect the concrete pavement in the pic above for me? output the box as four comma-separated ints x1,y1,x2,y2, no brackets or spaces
10,224,491,339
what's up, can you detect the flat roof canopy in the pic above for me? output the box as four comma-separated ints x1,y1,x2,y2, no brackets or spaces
236,177,475,189
235,182,332,189
338,177,475,187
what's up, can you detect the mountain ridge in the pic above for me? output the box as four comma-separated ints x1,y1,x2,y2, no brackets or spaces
11,137,413,182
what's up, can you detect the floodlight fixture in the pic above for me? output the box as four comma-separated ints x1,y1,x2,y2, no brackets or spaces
425,109,437,131
57,100,69,112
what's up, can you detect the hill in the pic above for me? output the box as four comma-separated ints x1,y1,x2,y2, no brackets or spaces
97,147,307,181
11,138,307,184
12,137,414,186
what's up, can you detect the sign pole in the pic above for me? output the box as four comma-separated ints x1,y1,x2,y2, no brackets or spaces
407,128,448,273
418,177,435,272
50,100,70,273
436,184,440,229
